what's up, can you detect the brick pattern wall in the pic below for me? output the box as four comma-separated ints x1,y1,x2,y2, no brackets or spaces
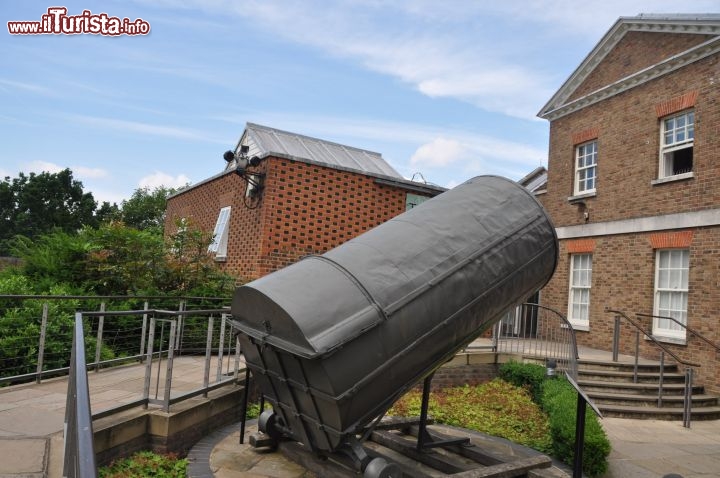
545,54,720,228
164,170,264,282
257,158,410,276
568,31,713,101
542,40,720,393
542,228,720,393
166,157,431,282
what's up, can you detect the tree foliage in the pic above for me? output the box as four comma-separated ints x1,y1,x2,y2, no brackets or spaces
0,169,97,255
7,220,234,297
119,186,176,232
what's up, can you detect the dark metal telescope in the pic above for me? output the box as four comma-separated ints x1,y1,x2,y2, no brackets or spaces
230,175,558,475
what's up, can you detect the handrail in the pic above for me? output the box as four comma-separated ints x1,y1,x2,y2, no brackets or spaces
607,308,699,428
495,302,579,380
63,313,97,478
636,312,720,354
605,308,700,368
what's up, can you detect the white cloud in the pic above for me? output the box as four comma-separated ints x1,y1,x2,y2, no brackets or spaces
64,114,227,144
410,138,466,168
26,160,64,174
74,167,109,179
138,171,192,190
0,78,55,96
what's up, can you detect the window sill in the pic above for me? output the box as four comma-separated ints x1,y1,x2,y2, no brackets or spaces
214,256,227,263
646,334,687,346
651,172,694,186
564,323,589,332
567,192,596,203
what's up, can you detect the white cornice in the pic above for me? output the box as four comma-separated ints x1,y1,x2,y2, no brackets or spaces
538,16,720,120
556,208,720,240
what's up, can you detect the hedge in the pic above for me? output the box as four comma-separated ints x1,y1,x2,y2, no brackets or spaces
499,362,611,477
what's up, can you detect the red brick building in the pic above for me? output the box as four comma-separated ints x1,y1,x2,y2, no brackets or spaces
537,14,720,392
164,123,444,282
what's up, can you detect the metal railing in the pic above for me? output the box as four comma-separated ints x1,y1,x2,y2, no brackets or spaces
0,295,229,385
494,303,579,380
63,313,97,478
607,308,701,428
62,303,243,476
636,312,720,355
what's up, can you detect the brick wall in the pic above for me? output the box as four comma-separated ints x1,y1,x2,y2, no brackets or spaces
166,157,433,282
545,53,720,227
541,39,720,393
542,227,720,393
568,31,713,102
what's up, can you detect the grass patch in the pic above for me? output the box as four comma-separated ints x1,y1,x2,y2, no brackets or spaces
99,451,187,478
388,379,552,452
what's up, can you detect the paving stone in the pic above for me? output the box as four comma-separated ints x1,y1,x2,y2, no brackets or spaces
0,438,47,474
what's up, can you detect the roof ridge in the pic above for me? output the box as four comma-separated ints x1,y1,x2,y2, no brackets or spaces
245,122,383,157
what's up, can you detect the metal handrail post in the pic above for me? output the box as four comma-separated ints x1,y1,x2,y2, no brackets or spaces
162,320,177,412
216,314,227,381
203,315,214,397
634,330,640,383
234,336,241,379
36,303,49,384
143,317,155,407
683,368,693,428
176,300,186,352
612,315,620,362
658,352,664,408
139,301,149,362
94,302,106,371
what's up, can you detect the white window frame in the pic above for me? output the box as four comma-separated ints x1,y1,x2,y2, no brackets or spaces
652,249,689,340
659,110,694,179
208,206,231,259
568,254,592,329
574,140,597,196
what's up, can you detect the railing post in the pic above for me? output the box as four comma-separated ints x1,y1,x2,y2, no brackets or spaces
683,367,693,428
612,315,620,362
234,335,241,379
633,330,640,383
216,314,227,382
36,302,49,384
143,317,155,407
162,320,177,412
139,301,149,362
203,315,214,397
658,352,664,408
94,302,105,371
176,300,186,352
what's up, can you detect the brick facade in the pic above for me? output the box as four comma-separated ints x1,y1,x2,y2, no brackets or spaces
540,24,720,394
165,156,439,282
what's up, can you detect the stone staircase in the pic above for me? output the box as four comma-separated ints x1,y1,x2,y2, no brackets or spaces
577,359,720,420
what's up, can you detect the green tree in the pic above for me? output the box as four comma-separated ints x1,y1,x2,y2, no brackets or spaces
0,169,97,255
120,186,175,231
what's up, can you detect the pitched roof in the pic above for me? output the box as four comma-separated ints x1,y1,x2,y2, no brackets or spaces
538,14,720,121
231,123,404,180
518,166,547,194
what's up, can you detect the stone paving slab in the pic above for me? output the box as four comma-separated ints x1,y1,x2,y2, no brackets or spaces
0,438,47,476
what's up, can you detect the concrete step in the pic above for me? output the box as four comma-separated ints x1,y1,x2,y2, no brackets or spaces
577,379,704,396
578,359,678,374
596,403,720,420
577,368,686,384
588,391,719,408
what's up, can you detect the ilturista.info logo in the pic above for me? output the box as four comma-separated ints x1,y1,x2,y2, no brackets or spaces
7,7,150,36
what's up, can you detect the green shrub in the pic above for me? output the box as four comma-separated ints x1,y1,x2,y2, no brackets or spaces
541,378,610,477
389,379,552,452
498,361,547,403
99,451,186,478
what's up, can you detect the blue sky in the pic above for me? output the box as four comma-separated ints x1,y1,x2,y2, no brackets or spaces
3,1,719,204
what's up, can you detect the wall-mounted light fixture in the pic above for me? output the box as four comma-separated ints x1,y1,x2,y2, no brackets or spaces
223,146,265,208
572,200,590,223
